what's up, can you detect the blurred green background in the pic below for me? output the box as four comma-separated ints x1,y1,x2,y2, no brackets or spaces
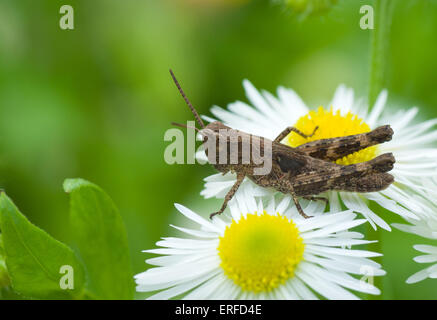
0,0,436,299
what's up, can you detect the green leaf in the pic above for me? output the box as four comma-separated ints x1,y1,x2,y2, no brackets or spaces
0,193,85,299
0,234,11,289
64,178,134,300
0,234,4,255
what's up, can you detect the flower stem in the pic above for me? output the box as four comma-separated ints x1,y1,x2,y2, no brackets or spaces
368,0,395,106
367,0,395,300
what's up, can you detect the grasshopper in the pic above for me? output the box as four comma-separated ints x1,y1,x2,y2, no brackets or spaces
169,70,395,219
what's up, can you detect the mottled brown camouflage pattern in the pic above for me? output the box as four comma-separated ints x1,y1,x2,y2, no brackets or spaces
169,70,395,219
202,122,395,219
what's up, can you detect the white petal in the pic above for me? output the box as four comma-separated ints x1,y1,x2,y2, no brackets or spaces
341,193,391,231
288,277,318,300
365,192,418,220
306,245,382,258
170,224,218,238
276,196,291,215
367,90,387,127
302,219,367,239
413,244,437,254
328,192,342,213
406,268,432,284
304,237,375,247
174,203,221,233
136,256,219,285
389,107,418,131
302,262,380,295
296,267,359,300
277,86,309,121
413,255,437,263
156,237,218,250
182,272,227,300
297,210,355,232
146,251,215,267
330,84,354,116
304,253,385,276
146,270,220,300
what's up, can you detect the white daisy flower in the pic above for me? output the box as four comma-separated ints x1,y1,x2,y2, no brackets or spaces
392,178,437,284
135,192,385,300
199,81,436,230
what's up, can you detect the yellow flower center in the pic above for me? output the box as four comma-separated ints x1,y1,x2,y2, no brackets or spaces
286,106,378,165
218,212,304,293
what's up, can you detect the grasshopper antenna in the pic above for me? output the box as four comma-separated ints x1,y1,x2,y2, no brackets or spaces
171,122,202,133
169,69,205,129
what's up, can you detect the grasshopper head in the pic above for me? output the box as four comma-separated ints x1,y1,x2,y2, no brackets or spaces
200,121,235,163
200,121,232,142
203,121,231,132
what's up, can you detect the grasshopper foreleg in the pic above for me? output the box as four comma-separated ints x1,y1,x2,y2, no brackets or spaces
274,126,319,143
210,173,245,219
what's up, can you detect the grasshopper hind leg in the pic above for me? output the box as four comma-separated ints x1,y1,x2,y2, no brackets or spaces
340,172,394,193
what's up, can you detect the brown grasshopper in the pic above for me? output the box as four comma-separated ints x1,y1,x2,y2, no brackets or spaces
169,70,395,219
